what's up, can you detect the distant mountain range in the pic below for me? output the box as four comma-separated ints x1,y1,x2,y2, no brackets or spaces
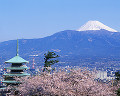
0,20,120,67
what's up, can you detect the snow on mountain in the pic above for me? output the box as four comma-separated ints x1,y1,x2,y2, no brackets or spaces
77,20,118,32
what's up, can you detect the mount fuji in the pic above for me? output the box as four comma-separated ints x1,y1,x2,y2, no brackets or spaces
0,20,120,67
77,20,117,32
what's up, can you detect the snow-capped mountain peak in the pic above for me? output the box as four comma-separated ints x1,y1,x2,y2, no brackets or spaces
77,20,118,32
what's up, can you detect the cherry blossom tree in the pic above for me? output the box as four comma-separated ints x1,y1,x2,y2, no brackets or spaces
12,68,118,96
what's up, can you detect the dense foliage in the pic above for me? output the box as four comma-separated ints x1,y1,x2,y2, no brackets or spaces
115,71,120,96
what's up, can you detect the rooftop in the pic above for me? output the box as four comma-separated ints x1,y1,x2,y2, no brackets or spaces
5,55,29,63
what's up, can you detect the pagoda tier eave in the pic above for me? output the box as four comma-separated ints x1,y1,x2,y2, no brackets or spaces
5,67,29,70
0,87,6,90
2,80,21,83
3,73,30,76
5,62,28,63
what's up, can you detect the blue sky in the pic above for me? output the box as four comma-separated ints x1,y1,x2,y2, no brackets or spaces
0,0,120,42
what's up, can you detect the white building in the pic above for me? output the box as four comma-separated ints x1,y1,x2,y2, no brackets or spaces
96,70,115,80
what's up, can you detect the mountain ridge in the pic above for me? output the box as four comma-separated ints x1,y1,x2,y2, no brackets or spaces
0,29,120,56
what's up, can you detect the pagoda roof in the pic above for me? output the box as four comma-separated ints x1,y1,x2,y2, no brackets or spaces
5,55,29,63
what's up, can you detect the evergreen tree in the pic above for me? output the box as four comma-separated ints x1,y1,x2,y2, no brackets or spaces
115,71,120,81
43,51,59,72
115,71,120,96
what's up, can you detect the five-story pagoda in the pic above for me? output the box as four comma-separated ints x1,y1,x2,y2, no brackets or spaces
2,40,30,86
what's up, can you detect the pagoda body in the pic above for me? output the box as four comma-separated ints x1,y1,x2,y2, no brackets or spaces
2,40,30,86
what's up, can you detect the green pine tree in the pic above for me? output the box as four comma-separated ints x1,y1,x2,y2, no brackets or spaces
115,71,120,96
43,51,59,72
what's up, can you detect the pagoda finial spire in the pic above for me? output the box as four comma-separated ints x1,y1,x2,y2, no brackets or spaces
17,39,19,56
